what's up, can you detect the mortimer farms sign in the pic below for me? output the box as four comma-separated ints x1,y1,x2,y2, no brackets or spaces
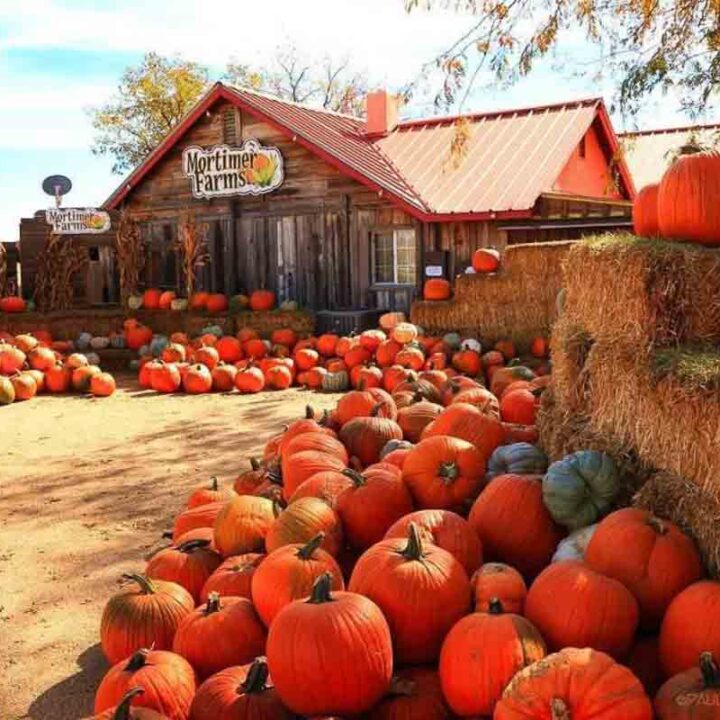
182,140,284,199
45,208,111,234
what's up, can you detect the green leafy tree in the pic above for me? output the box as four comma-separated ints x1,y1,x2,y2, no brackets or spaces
405,0,720,117
90,53,209,174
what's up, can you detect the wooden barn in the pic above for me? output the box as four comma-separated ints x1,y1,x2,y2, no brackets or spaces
20,83,636,318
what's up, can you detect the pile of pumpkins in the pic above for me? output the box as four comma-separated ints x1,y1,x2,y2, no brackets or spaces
91,369,715,719
131,314,551,427
127,288,285,314
423,248,502,301
0,331,116,404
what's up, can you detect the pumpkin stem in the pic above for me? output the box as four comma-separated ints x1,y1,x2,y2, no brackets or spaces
438,462,460,483
297,533,326,560
304,405,315,420
177,538,211,553
400,523,425,561
370,403,383,418
319,409,330,426
342,468,367,487
550,698,571,720
488,597,505,615
413,390,425,402
250,457,261,471
308,572,335,604
113,687,145,720
124,649,150,673
647,516,668,535
209,476,219,491
272,500,282,518
239,657,270,695
204,592,222,615
700,652,720,688
122,573,157,595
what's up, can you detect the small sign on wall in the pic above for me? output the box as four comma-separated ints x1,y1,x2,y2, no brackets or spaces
45,208,111,234
182,139,284,199
425,265,443,277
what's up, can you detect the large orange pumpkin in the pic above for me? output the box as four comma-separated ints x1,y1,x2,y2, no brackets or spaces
100,574,194,665
235,365,265,393
471,561,527,614
266,572,393,716
339,411,404,467
500,387,540,425
249,289,276,311
495,648,653,720
205,293,228,313
89,687,168,719
213,495,276,557
251,533,344,626
468,473,563,578
423,278,451,301
402,435,485,509
526,560,639,659
439,598,546,716
349,523,471,664
658,149,720,245
384,509,483,575
659,580,720,677
585,508,703,628
472,248,500,273
45,362,72,393
188,659,294,720
90,372,117,397
655,651,720,720
172,501,224,543
335,466,414,550
172,593,266,678
145,539,221,603
215,335,242,363
281,450,347,501
0,343,25,375
336,386,397,426
182,363,213,394
94,649,196,720
142,289,162,309
288,470,354,508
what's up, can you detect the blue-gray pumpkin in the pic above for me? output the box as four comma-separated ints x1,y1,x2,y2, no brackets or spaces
487,442,548,480
380,439,414,459
542,450,619,530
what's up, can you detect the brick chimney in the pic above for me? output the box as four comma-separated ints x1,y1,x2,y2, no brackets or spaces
365,90,399,136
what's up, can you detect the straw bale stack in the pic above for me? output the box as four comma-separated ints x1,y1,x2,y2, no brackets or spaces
411,241,572,348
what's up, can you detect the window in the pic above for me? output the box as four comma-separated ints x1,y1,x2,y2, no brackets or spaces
372,228,416,284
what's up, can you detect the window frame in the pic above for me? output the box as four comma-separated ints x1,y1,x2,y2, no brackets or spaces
370,226,417,286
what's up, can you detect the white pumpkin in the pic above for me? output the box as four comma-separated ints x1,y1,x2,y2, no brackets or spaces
280,300,298,311
460,338,482,353
127,294,143,310
85,352,101,366
171,298,188,311
90,336,110,350
551,524,598,563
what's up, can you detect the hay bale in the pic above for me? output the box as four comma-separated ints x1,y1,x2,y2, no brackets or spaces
563,234,720,347
549,314,595,411
635,472,720,577
411,241,572,346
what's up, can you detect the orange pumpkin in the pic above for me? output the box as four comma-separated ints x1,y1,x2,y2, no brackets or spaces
471,562,527,614
349,523,471,664
215,336,242,363
206,293,228,313
235,365,265,393
213,495,276,557
199,552,264,603
151,362,181,394
439,598,546,716
339,410,404,467
158,290,176,309
265,364,293,390
423,278,451,300
251,533,344,626
45,362,72,393
172,593,266,678
585,508,703,629
265,497,343,556
71,364,102,393
526,560,639,659
316,333,339,357
655,651,720,720
500,387,540,425
90,372,117,397
173,501,225,543
658,149,720,245
10,372,37,400
368,667,451,720
142,288,162,310
288,470,354,508
27,345,56,372
472,248,500,273
211,363,237,391
495,648,653,720
468,474,564,578
182,363,212,394
249,289,276,311
189,292,209,310
88,688,168,719
451,349,482,376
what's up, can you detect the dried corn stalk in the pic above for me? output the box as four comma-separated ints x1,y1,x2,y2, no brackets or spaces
114,209,146,305
34,231,88,311
175,210,209,299
0,242,6,297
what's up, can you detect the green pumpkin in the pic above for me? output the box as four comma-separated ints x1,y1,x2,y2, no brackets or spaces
487,442,548,480
542,450,619,530
321,370,349,393
443,332,462,350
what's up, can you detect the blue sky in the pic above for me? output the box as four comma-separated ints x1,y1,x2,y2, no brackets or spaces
0,0,716,243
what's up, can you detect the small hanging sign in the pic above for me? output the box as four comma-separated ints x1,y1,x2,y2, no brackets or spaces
45,208,111,234
182,140,284,199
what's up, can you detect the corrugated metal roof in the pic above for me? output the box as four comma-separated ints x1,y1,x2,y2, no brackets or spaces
105,84,631,219
378,99,601,214
620,124,720,189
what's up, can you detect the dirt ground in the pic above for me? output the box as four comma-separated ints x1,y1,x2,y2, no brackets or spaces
0,374,342,719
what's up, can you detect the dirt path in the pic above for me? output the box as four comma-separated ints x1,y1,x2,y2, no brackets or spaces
0,374,341,719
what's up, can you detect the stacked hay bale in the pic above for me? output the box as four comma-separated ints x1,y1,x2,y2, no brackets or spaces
411,241,573,348
540,233,720,573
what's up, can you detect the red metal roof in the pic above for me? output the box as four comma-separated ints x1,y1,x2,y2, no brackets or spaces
104,84,633,220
